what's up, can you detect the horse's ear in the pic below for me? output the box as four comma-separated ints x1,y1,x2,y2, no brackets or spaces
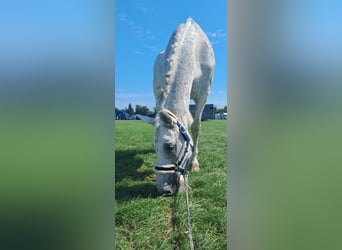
159,110,176,126
136,115,155,125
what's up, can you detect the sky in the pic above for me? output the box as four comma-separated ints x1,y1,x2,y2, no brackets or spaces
115,0,227,110
275,0,342,74
2,0,340,110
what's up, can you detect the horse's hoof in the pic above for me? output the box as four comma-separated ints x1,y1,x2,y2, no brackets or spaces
191,163,200,171
190,158,200,171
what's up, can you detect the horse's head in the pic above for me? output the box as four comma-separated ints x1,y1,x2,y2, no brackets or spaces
152,110,193,195
138,109,193,195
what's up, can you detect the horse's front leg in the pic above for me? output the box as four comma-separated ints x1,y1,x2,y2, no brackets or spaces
190,94,208,171
190,118,200,171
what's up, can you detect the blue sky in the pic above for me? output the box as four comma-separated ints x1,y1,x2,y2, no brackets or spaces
277,0,342,74
0,1,111,75
115,0,227,110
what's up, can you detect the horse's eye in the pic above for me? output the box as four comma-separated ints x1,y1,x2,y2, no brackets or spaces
164,143,175,150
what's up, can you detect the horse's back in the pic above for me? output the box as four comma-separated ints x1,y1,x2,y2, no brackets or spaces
153,18,215,108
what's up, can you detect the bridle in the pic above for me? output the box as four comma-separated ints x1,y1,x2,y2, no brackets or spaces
153,111,194,175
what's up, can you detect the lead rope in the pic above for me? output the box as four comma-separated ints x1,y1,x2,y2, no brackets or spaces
170,116,194,249
183,173,194,250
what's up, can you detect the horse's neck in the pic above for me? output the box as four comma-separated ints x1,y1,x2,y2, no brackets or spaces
163,24,198,126
164,80,192,127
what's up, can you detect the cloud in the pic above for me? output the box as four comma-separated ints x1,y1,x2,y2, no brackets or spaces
207,29,226,38
132,50,145,55
117,12,157,41
136,2,155,13
117,13,144,37
207,29,227,45
145,45,160,52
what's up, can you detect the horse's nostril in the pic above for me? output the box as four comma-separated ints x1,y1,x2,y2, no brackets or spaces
161,185,176,196
164,190,172,195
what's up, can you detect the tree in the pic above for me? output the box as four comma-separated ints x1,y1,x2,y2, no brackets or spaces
216,105,227,114
135,105,151,116
124,103,134,115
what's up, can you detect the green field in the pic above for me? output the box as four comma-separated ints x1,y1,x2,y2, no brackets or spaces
115,120,227,249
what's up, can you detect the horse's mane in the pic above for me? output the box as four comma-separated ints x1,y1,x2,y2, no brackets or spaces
164,18,197,86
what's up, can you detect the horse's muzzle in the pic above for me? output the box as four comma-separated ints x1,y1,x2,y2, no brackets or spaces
155,170,179,195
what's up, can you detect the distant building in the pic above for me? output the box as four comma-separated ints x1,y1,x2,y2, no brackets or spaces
189,104,215,121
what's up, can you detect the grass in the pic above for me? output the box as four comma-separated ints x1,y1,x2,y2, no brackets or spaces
115,120,227,249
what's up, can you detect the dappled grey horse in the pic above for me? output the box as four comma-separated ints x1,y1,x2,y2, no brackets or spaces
139,18,215,195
